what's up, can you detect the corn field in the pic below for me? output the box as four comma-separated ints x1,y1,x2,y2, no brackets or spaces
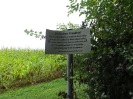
0,48,66,90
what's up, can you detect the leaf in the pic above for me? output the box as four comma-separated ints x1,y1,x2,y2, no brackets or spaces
30,29,34,32
39,32,42,34
113,0,117,3
30,33,33,36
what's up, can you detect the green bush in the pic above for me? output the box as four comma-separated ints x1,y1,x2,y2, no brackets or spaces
67,0,133,99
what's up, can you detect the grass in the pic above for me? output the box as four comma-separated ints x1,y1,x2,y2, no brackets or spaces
0,78,88,99
0,78,66,99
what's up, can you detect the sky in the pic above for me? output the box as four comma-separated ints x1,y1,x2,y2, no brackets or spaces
0,0,85,49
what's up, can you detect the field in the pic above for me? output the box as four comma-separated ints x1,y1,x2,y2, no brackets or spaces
0,48,66,93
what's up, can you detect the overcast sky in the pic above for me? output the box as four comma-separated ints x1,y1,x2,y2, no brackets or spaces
0,0,84,49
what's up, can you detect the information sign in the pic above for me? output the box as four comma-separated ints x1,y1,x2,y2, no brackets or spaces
45,29,91,54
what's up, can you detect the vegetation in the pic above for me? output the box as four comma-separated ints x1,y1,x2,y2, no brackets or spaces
22,0,133,98
4,0,133,98
66,0,133,99
0,48,66,93
0,78,87,99
0,78,66,99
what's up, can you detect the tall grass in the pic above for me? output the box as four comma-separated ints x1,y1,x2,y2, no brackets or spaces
0,48,66,91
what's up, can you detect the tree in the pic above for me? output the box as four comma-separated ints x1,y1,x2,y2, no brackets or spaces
67,0,133,99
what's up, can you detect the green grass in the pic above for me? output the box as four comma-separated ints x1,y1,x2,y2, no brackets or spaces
0,78,88,99
0,78,66,99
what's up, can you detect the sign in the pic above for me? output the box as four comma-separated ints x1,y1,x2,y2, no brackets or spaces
45,29,91,54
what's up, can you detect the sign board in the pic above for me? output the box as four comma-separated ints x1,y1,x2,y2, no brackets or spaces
45,29,91,54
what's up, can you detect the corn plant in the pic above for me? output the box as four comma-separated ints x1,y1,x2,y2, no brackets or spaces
0,48,66,90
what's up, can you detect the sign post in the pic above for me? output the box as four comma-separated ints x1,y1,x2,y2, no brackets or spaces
45,29,91,99
67,54,73,99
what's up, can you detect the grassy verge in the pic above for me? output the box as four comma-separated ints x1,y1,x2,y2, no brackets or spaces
0,78,88,99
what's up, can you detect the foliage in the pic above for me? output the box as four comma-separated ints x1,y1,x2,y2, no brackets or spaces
0,48,66,92
56,22,81,30
24,22,80,39
24,29,45,40
66,0,133,99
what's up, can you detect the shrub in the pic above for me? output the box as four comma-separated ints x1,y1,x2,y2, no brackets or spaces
67,0,133,98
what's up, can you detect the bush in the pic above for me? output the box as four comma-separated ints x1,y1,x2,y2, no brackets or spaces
67,0,133,98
